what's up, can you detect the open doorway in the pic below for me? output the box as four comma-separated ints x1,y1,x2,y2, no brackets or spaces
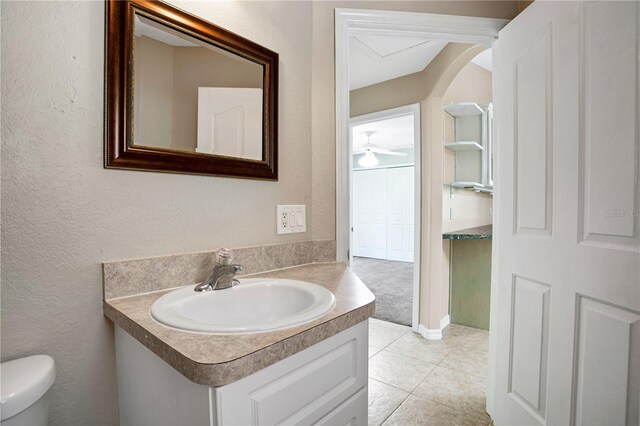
349,104,420,327
342,22,497,336
335,8,508,423
336,10,506,339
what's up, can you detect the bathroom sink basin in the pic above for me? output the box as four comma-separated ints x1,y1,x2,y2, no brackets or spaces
150,278,336,334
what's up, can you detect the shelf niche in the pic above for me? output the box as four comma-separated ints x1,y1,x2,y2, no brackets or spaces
443,102,492,194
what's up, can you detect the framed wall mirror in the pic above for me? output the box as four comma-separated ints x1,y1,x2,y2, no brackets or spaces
105,0,278,179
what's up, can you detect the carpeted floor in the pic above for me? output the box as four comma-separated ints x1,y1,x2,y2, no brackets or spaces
350,257,414,326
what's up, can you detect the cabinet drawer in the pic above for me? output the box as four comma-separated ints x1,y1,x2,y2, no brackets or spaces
215,321,368,425
316,387,367,426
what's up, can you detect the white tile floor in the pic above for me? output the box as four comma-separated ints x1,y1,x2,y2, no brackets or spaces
368,318,491,426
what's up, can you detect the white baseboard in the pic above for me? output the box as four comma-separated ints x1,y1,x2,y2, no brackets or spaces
418,324,442,341
417,316,450,340
440,315,451,330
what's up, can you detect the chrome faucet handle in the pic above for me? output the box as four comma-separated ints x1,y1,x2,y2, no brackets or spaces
193,250,243,292
215,248,233,266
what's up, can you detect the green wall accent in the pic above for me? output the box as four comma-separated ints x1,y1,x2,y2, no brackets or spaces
449,239,492,330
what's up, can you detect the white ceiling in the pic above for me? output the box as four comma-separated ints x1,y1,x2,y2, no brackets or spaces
352,115,414,151
349,34,448,90
471,48,493,72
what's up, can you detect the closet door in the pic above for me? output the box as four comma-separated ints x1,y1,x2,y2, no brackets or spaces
352,169,387,259
387,166,414,262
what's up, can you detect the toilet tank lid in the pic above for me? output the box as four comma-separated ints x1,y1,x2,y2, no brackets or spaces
1,355,55,421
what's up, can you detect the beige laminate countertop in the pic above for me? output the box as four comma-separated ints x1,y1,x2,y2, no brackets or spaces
103,262,375,387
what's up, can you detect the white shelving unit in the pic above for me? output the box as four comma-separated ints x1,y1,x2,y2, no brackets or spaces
444,141,484,152
446,181,484,189
443,102,493,194
473,186,493,194
444,102,484,117
484,103,494,189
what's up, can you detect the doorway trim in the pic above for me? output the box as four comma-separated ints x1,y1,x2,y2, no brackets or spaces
350,103,421,332
335,7,508,414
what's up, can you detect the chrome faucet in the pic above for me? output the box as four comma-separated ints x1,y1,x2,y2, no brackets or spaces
194,248,244,292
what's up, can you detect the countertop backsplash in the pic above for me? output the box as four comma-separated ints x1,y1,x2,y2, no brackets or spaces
102,240,336,300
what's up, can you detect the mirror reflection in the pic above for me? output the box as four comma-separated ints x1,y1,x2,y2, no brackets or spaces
133,14,264,160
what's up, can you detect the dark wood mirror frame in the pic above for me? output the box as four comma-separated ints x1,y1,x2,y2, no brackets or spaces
105,0,278,180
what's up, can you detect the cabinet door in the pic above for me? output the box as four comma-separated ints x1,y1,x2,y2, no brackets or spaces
215,322,368,425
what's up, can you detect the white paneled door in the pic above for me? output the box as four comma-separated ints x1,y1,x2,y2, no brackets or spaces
353,168,388,259
386,167,414,262
493,1,640,425
353,166,414,262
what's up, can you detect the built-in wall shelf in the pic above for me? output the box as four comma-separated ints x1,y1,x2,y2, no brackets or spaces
444,102,483,118
444,141,483,152
445,181,493,194
443,102,493,194
446,181,484,189
473,186,493,195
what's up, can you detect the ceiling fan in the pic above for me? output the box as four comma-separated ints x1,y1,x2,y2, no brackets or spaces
354,131,407,167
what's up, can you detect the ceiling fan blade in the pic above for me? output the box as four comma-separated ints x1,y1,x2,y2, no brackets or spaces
370,147,408,156
354,142,408,157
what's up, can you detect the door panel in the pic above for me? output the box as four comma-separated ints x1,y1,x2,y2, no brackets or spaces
508,276,550,422
573,297,640,425
387,166,414,262
353,169,387,259
353,167,414,261
495,4,576,421
494,1,640,425
579,1,640,247
514,24,552,236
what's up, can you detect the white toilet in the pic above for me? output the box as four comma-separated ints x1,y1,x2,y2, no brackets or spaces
0,355,55,426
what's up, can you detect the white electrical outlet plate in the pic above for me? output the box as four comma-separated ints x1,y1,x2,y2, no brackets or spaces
277,205,306,234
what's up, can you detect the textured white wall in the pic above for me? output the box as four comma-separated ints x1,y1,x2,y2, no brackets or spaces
1,1,311,424
1,1,517,424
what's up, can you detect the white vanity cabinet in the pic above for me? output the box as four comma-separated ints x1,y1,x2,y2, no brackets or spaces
114,321,368,426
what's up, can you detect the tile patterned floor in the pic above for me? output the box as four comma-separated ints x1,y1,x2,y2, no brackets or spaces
368,318,491,426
